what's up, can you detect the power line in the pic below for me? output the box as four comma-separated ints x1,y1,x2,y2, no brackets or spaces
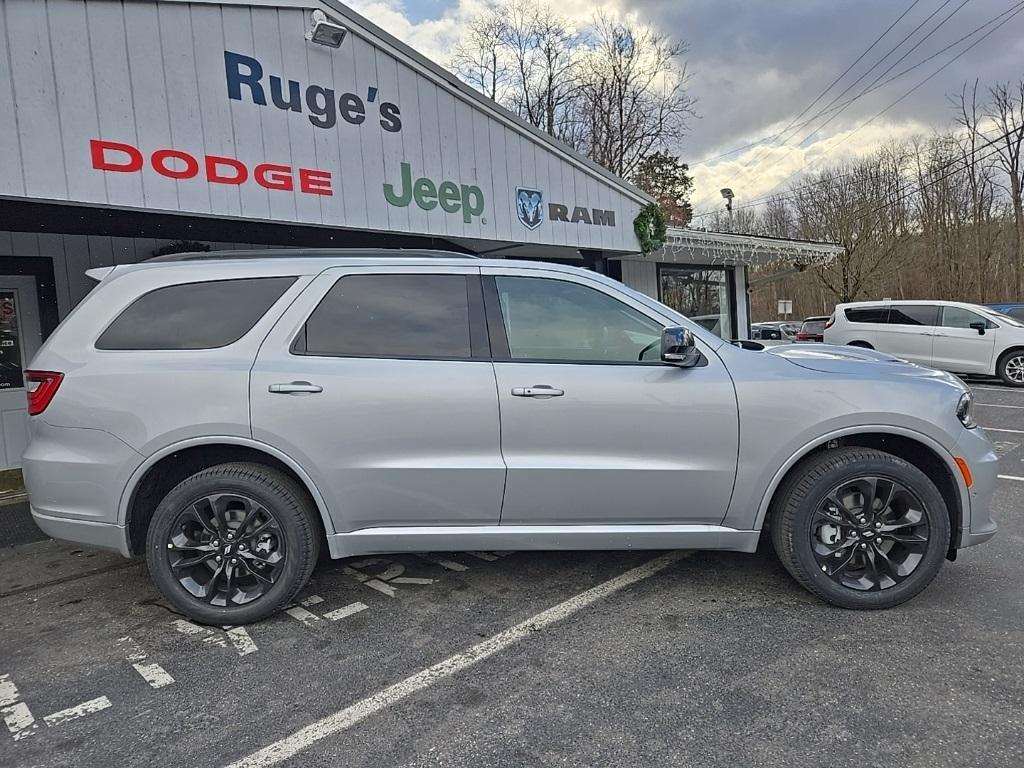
693,0,1023,171
724,0,972,195
691,124,1018,226
691,1,1024,219
777,1,1024,141
690,0,925,169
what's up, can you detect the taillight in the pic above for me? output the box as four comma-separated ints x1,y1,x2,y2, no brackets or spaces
25,371,64,416
824,314,835,329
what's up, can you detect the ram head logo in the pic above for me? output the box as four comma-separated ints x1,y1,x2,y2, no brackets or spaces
515,187,544,230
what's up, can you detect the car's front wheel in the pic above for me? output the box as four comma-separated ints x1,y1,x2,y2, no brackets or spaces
770,447,949,609
996,349,1024,387
146,462,320,625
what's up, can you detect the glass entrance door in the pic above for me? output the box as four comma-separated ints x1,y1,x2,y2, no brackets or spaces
658,265,735,339
0,276,42,468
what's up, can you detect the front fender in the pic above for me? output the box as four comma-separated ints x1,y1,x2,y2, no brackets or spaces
735,425,969,534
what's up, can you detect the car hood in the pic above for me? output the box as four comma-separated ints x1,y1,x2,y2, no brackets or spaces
765,344,966,387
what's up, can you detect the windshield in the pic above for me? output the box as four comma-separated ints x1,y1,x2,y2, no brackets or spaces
801,319,826,333
979,306,1024,328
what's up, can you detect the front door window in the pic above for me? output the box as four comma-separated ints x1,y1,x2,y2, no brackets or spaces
493,276,663,362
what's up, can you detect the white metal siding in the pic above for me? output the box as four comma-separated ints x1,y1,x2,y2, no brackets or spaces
619,259,659,300
0,0,644,252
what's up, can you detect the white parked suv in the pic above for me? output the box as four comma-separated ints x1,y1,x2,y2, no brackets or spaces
825,300,1024,385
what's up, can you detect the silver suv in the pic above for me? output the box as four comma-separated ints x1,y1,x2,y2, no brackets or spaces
23,250,997,623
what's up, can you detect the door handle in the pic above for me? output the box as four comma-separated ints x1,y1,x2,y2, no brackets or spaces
268,381,323,394
511,385,564,398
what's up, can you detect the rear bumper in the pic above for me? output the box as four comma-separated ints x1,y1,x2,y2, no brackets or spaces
23,419,141,555
30,506,130,556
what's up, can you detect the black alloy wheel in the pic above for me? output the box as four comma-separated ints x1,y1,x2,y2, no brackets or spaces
810,476,930,591
770,447,950,609
166,492,286,607
146,462,319,625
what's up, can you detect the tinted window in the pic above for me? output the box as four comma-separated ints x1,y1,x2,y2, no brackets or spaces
845,307,890,324
494,276,663,362
801,319,826,334
888,305,938,326
302,274,472,358
940,306,991,329
96,277,295,350
1008,307,1024,320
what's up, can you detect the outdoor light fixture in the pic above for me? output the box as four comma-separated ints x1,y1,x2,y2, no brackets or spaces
306,9,347,48
720,187,735,212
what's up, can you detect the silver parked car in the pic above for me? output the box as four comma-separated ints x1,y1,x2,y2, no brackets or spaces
23,250,997,624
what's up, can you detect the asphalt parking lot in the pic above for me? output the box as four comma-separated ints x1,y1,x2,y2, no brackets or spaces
1,379,1023,768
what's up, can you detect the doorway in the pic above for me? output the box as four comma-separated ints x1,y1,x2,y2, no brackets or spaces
0,276,42,468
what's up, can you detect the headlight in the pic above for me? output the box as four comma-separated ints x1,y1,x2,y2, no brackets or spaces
957,391,976,428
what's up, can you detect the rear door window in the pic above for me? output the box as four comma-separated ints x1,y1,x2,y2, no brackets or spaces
888,305,938,326
298,273,480,359
96,277,296,350
844,307,890,323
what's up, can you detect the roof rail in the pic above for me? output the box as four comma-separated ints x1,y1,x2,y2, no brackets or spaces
146,248,479,263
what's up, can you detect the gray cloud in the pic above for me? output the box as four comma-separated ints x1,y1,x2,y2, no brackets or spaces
636,0,1024,161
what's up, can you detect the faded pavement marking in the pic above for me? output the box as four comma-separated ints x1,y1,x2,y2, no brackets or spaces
225,551,690,768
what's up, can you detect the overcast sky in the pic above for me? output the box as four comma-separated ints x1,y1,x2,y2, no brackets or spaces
350,0,1024,210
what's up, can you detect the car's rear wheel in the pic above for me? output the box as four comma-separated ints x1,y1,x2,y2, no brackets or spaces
770,447,949,609
146,462,320,625
996,349,1024,387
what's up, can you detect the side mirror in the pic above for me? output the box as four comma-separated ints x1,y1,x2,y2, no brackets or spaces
969,321,987,335
661,326,702,368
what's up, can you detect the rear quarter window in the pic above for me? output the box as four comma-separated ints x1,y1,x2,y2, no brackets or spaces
96,276,296,350
844,307,890,323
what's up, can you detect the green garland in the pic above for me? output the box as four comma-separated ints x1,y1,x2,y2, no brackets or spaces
633,203,667,255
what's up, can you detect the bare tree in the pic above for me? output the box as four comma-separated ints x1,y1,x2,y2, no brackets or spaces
787,149,909,303
450,7,508,101
985,81,1024,298
450,1,694,177
581,14,695,178
952,82,1002,301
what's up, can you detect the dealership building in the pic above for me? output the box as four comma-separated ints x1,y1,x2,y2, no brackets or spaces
0,0,841,470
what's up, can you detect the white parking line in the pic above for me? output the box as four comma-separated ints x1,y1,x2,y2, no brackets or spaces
225,551,689,768
322,602,368,621
300,595,324,607
118,636,175,689
466,551,500,562
225,627,258,656
42,697,111,727
172,619,255,655
284,606,322,626
982,427,1024,434
970,385,1020,392
0,674,36,741
172,619,228,648
998,474,1024,482
975,402,1024,409
417,555,469,572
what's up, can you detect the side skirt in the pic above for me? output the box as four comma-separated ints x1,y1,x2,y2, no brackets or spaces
326,524,761,559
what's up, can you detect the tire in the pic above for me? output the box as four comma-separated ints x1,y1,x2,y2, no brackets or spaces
146,462,320,625
770,447,949,610
848,341,874,349
996,349,1024,387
